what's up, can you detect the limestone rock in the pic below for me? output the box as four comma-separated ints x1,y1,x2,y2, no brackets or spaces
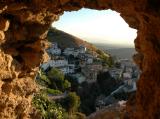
0,18,10,31
0,31,5,40
60,0,71,5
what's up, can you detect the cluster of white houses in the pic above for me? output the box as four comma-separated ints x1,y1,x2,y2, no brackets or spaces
47,43,87,56
95,59,140,109
41,43,140,87
109,59,140,92
47,43,61,55
63,46,86,57
41,60,75,74
41,43,102,83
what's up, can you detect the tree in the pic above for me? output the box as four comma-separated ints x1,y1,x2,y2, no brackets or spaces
107,56,115,67
65,75,79,92
78,82,101,115
63,92,80,114
47,68,64,80
97,71,122,96
115,61,121,68
37,69,51,86
47,68,67,91
63,80,71,90
32,92,65,119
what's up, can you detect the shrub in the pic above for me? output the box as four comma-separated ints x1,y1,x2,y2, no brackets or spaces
47,68,64,80
32,93,65,119
61,92,80,114
46,88,63,95
37,69,51,85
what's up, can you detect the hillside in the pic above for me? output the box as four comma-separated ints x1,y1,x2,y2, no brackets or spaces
47,28,97,51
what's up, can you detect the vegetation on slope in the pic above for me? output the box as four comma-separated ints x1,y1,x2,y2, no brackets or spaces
33,68,84,119
32,92,64,119
32,28,120,118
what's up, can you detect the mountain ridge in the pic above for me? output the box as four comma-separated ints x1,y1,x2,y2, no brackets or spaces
47,28,98,51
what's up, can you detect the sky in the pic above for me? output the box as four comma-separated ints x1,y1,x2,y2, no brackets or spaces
52,8,137,47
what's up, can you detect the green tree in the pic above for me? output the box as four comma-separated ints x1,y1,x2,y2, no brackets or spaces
63,92,80,114
47,68,69,91
37,69,51,86
97,71,122,96
47,68,64,80
32,92,65,119
65,75,79,92
63,80,71,90
106,56,115,67
46,88,62,95
115,61,121,68
96,49,114,67
78,82,101,115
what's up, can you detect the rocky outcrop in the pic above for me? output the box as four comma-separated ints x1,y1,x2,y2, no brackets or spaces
0,1,58,119
0,0,160,119
87,102,126,119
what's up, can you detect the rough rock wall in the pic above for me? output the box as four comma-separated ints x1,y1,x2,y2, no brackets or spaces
0,0,160,119
0,1,59,119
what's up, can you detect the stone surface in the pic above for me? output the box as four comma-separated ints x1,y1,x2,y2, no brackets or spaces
0,31,5,41
0,0,160,119
87,102,126,119
0,18,10,31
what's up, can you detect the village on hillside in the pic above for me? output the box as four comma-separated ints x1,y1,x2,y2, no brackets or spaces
41,42,140,95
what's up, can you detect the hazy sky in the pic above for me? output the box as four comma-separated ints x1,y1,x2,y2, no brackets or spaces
52,8,137,47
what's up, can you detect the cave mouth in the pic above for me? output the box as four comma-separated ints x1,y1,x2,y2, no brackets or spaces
37,8,140,116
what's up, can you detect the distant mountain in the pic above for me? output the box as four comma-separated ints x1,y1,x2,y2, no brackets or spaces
93,43,136,60
106,48,136,60
92,43,135,50
47,28,97,51
92,43,125,50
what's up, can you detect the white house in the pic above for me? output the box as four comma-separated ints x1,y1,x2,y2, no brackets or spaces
109,68,123,79
81,64,103,83
48,48,61,55
72,73,86,84
120,59,133,69
41,59,68,71
59,65,76,74
47,43,61,55
73,50,79,57
63,46,86,57
86,58,93,64
41,63,50,71
41,59,76,74
123,79,137,92
82,53,94,64
78,45,87,54
49,60,68,67
68,64,75,74
125,66,133,73
59,66,69,74
63,48,74,56
123,72,132,79
85,53,93,58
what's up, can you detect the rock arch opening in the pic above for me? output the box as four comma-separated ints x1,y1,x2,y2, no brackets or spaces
39,8,139,117
0,1,160,119
52,8,137,47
